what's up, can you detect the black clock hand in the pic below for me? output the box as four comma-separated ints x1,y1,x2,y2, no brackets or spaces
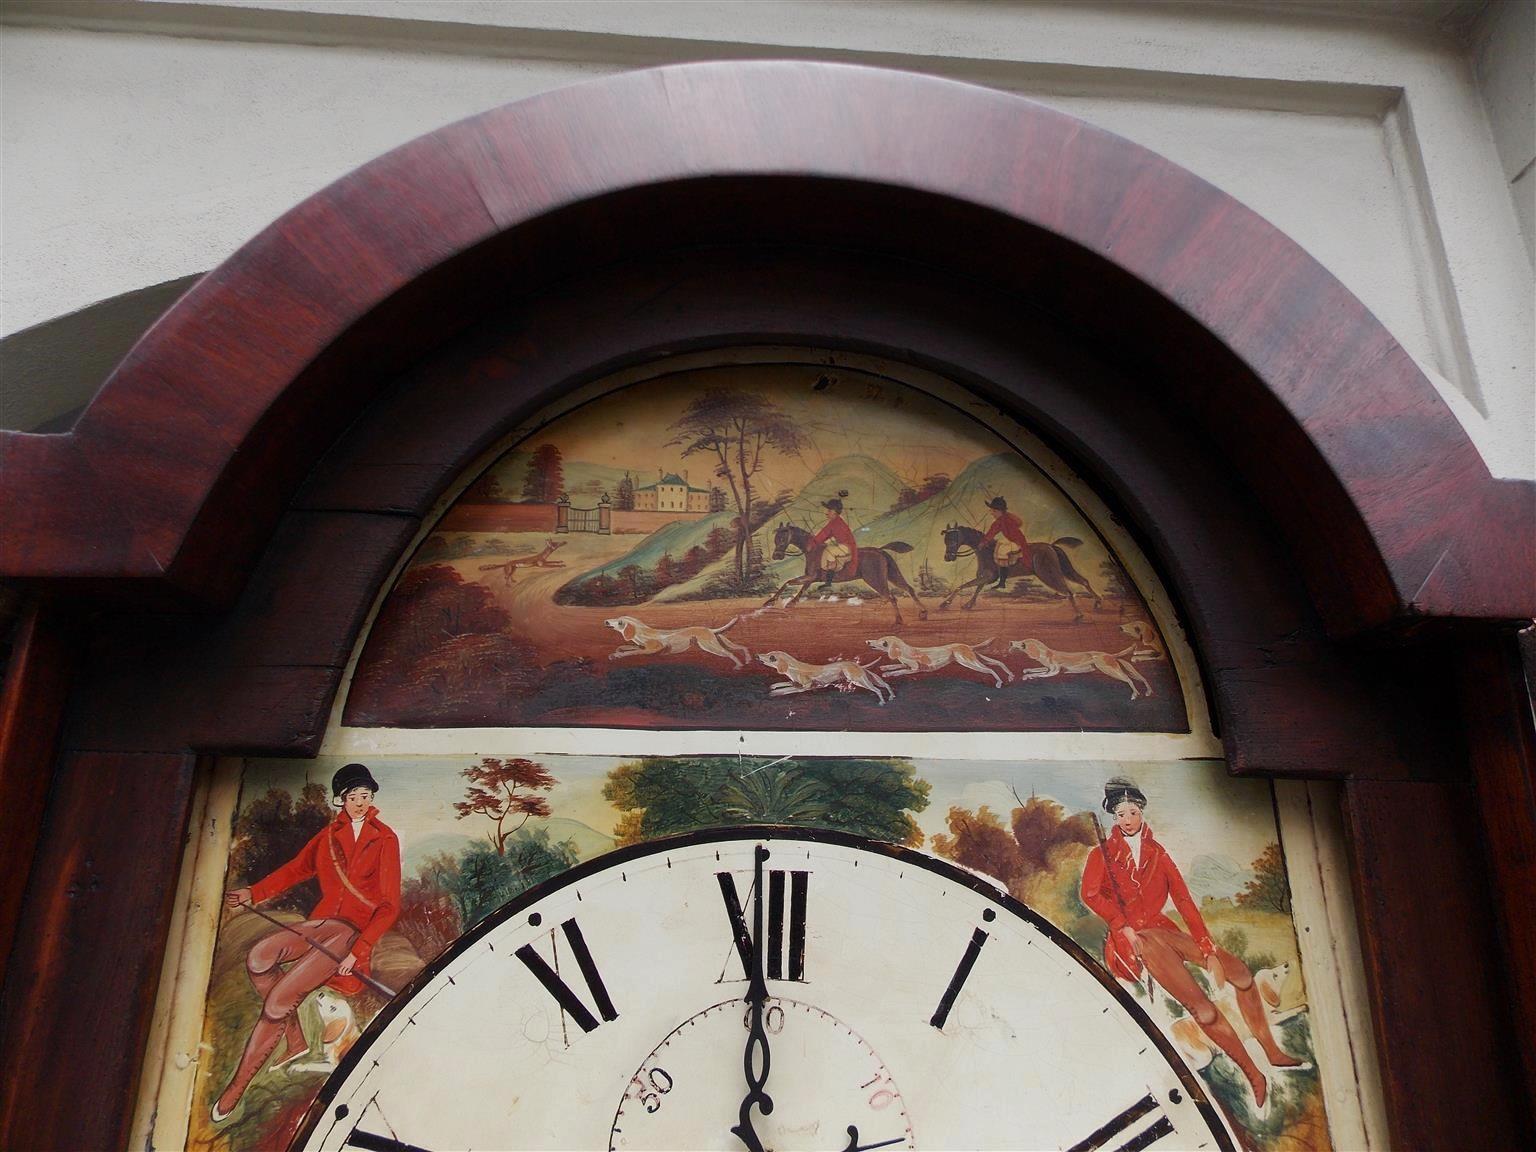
840,1125,905,1152
730,844,774,1152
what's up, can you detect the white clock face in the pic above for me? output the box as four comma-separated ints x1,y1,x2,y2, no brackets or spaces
295,830,1233,1152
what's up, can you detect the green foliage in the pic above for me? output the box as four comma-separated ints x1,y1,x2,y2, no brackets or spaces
444,830,580,929
1217,927,1278,973
604,757,930,847
1235,843,1292,916
228,782,331,912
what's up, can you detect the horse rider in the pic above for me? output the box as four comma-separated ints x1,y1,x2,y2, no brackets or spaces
980,495,1028,588
811,490,857,584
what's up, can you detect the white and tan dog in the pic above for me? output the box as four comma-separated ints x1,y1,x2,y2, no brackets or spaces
756,650,893,704
1009,638,1153,699
604,615,751,668
866,635,1013,688
284,988,361,1074
1120,620,1164,662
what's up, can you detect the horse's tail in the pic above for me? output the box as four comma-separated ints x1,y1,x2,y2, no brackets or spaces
878,541,914,553
1052,537,1084,549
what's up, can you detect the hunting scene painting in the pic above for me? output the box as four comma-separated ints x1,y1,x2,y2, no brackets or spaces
343,365,1186,732
189,756,1329,1152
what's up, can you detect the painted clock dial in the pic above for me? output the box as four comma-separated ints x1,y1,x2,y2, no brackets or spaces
294,830,1233,1152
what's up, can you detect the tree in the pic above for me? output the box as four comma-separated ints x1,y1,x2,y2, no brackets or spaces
667,391,806,582
604,757,929,847
617,564,646,602
453,757,558,855
720,766,828,824
1235,843,1291,915
653,551,676,587
616,471,636,511
705,524,735,558
1098,559,1132,600
931,806,1025,889
467,469,504,502
443,832,579,928
1009,792,1093,874
680,545,709,579
918,473,951,501
520,443,565,503
229,782,332,913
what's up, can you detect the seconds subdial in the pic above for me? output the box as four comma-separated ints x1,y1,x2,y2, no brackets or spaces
610,997,915,1152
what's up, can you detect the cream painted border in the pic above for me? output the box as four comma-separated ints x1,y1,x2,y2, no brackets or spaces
130,758,243,1152
1275,780,1390,1152
320,346,1216,761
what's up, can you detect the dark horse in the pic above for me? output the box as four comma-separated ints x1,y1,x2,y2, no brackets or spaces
939,525,1103,617
767,523,928,625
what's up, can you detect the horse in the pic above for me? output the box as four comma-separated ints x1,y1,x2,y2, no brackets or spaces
938,524,1103,618
767,523,928,626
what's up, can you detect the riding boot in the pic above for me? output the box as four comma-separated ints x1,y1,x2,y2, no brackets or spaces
1198,1011,1268,1108
1236,984,1305,1067
215,1012,284,1117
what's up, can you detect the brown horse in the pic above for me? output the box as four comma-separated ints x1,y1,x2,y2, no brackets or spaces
767,523,928,626
939,525,1103,618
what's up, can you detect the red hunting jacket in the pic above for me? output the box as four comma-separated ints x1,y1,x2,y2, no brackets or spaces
1080,824,1214,981
250,806,401,989
811,514,858,569
981,511,1028,549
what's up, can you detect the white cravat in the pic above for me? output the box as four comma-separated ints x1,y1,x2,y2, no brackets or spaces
1125,828,1144,867
350,816,365,839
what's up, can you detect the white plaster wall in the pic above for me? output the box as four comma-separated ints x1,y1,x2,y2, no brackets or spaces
2,0,1531,477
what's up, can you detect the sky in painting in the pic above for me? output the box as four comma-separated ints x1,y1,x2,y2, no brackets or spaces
506,364,1017,499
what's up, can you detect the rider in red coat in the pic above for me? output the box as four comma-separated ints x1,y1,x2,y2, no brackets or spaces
811,491,858,582
1081,776,1302,1111
980,495,1028,588
213,764,401,1122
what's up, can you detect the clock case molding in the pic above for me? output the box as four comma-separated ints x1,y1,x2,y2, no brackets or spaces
0,62,1531,1150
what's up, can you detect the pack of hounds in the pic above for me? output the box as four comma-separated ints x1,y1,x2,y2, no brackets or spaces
602,614,1165,705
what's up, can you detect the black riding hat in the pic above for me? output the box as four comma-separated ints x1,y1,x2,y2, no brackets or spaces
1102,775,1147,813
986,496,1008,512
332,763,380,798
822,489,849,514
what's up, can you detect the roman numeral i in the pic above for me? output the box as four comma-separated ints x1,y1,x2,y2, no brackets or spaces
717,868,809,981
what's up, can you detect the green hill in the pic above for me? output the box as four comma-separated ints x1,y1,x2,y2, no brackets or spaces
651,455,908,602
853,452,1116,593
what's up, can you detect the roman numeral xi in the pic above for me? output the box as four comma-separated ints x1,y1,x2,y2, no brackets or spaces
718,868,809,981
515,918,618,1033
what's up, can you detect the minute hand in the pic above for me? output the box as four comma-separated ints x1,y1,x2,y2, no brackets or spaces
730,844,775,1152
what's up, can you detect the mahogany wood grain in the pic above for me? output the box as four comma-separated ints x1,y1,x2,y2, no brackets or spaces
1458,631,1536,1114
0,604,71,986
0,750,198,1152
65,510,419,755
1342,777,1534,1150
0,64,1529,635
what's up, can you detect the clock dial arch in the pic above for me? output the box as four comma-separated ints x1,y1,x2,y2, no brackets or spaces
293,827,1234,1152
